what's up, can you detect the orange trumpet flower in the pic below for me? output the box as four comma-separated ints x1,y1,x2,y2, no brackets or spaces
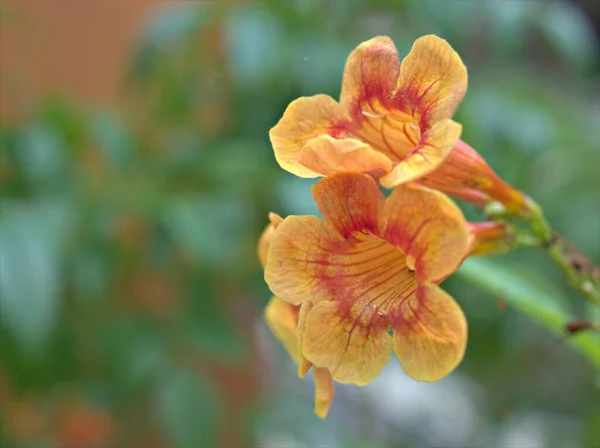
270,35,530,215
264,173,469,386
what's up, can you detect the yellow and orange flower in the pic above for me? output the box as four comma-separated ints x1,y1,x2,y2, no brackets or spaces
466,221,515,256
270,35,531,215
264,173,470,385
258,213,335,419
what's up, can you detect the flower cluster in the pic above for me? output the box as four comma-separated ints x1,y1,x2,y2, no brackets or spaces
259,35,528,418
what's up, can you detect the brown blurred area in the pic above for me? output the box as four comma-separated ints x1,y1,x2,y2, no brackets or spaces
2,0,595,123
0,0,157,121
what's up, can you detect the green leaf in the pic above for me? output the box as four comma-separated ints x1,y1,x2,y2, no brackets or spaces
155,367,218,448
181,319,245,366
131,3,205,80
100,318,168,393
535,0,598,71
0,200,72,357
183,280,245,365
457,258,600,369
89,111,134,170
586,302,600,326
163,195,253,269
224,6,283,87
16,125,67,188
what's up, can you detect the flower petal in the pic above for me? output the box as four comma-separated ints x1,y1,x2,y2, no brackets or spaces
313,367,335,419
397,35,467,126
300,135,392,178
297,301,314,377
269,95,348,178
379,119,462,188
340,36,400,112
339,36,418,162
390,283,467,382
257,213,284,268
265,215,339,304
302,301,392,385
383,183,469,282
425,139,531,215
467,221,512,256
265,216,415,308
268,212,284,227
264,297,301,364
312,173,384,237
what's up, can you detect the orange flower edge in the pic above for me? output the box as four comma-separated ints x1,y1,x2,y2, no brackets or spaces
257,212,284,269
263,298,335,419
258,215,335,418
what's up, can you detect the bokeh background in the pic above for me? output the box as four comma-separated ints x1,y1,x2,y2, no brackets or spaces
1,1,599,447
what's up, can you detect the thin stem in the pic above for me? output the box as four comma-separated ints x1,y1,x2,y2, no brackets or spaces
480,198,600,303
518,198,599,304
546,233,600,304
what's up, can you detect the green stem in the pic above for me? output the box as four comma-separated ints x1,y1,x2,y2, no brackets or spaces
522,199,599,304
524,197,552,243
458,258,600,369
482,198,600,304
546,235,600,304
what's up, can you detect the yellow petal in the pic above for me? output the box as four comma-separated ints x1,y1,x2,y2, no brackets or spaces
269,95,349,178
390,283,467,382
379,119,462,188
383,183,469,282
314,367,335,419
264,297,301,364
340,36,400,112
297,301,314,377
397,35,467,126
257,213,284,268
268,212,284,227
265,215,415,308
302,301,392,385
300,135,392,179
311,173,384,237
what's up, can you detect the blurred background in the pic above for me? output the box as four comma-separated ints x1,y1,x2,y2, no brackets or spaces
0,1,599,447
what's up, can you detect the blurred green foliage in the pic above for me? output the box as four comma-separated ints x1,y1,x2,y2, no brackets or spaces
0,1,598,447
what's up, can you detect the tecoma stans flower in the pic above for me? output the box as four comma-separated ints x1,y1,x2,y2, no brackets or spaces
270,35,467,188
270,35,532,216
258,213,335,418
265,173,469,385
